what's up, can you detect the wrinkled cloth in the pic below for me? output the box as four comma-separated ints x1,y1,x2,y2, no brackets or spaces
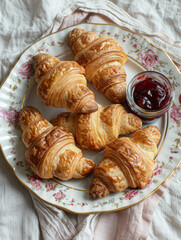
48,0,181,67
0,1,181,240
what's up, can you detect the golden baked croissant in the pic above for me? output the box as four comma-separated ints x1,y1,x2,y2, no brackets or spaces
51,104,142,151
33,53,98,114
18,106,95,180
89,126,161,199
68,28,127,103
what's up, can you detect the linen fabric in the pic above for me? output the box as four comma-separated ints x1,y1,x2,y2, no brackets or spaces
0,1,181,240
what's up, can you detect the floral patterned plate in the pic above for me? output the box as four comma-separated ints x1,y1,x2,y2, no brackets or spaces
0,23,180,214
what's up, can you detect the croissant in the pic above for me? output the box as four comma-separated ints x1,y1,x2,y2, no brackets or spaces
18,106,95,180
33,53,98,114
68,28,127,103
89,126,161,199
51,104,142,151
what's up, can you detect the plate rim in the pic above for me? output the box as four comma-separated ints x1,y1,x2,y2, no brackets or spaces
0,22,181,214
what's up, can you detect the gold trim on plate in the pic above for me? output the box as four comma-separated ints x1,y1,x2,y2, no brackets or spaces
0,23,180,214
1,143,180,215
1,22,180,91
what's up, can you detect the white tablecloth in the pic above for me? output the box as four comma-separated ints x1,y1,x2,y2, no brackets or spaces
0,1,180,239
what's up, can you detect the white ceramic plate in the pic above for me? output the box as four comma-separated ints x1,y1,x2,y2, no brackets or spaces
0,23,180,214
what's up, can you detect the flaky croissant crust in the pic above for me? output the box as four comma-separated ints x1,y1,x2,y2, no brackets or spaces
89,126,161,199
51,104,142,151
33,53,98,114
68,28,128,103
19,106,95,180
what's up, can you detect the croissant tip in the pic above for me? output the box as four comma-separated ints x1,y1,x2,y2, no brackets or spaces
89,179,110,199
33,53,43,61
81,102,98,114
50,118,57,126
33,53,49,69
18,106,42,130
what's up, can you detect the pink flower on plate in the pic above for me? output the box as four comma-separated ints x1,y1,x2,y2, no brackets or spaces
53,190,66,201
142,177,153,189
51,41,55,46
18,61,33,77
114,33,119,38
170,105,181,122
139,49,159,68
153,164,162,176
0,107,19,126
27,175,42,190
27,54,33,58
100,30,106,36
10,139,14,144
45,182,54,191
125,190,138,200
70,198,75,205
171,150,178,154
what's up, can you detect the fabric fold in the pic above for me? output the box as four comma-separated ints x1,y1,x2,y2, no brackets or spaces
31,192,100,240
30,192,77,240
45,0,181,67
0,1,181,240
25,1,181,239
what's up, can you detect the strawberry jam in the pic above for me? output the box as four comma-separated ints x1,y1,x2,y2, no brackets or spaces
126,71,174,122
133,77,170,110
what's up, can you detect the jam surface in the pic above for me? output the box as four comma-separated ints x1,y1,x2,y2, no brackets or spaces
133,77,170,110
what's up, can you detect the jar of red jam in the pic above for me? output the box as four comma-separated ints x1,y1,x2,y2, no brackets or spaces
126,71,174,122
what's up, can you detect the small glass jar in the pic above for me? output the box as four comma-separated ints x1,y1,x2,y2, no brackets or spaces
126,71,174,123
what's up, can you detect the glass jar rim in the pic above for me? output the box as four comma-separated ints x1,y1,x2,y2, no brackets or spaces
126,71,175,117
